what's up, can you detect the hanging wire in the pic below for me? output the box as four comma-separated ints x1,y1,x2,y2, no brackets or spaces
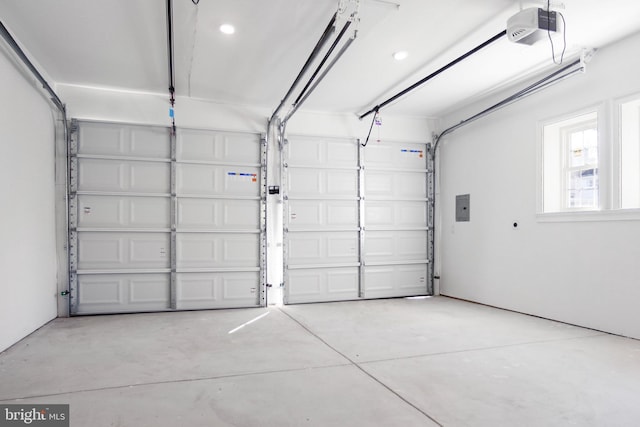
362,108,379,147
547,0,567,64
192,0,200,4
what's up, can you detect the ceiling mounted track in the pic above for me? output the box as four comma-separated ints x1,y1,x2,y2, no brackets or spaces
432,56,585,151
282,19,356,124
269,1,361,136
359,30,508,120
268,12,338,129
0,19,65,113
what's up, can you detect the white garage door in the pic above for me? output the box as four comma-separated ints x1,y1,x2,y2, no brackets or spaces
283,135,430,304
69,120,266,314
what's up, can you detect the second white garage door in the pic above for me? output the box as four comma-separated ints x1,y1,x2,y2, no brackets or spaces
283,135,430,304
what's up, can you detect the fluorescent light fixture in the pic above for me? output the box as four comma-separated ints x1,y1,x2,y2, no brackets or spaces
393,51,408,61
219,24,235,35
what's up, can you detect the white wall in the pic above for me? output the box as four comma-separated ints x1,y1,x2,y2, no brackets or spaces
0,49,58,352
437,31,640,339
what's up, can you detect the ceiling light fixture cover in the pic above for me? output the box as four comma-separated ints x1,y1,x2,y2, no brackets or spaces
393,51,408,61
219,24,235,35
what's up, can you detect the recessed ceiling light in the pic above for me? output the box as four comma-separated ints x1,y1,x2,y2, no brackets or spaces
219,24,235,35
393,51,409,61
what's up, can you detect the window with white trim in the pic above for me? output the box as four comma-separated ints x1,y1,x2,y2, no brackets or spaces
542,111,599,212
620,97,640,209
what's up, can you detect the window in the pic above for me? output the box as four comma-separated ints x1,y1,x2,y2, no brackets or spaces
564,121,599,209
542,111,599,213
539,95,640,219
620,97,640,209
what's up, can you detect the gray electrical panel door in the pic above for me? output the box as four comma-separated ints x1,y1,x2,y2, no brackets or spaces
283,136,429,304
456,194,470,222
69,121,266,314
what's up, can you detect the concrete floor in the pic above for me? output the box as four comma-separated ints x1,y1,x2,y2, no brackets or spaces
1,297,640,426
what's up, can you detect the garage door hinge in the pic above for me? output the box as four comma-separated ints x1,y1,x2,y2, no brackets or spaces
69,119,79,134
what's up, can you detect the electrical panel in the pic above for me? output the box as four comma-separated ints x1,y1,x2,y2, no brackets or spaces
456,194,470,222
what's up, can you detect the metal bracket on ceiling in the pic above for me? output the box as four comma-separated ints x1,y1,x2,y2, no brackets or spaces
337,0,362,37
580,48,597,73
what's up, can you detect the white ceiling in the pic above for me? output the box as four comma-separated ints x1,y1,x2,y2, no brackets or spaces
1,0,640,118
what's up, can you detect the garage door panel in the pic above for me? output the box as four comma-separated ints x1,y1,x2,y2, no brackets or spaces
130,163,171,193
364,142,427,169
286,267,359,304
78,195,170,229
177,164,260,196
326,172,357,196
78,124,124,156
78,122,169,158
287,168,357,198
176,272,260,309
79,276,122,305
287,136,357,167
78,159,169,193
365,201,427,228
177,130,259,164
288,138,322,165
79,237,122,266
364,170,427,199
364,231,428,263
287,231,359,266
288,200,358,230
76,273,170,314
130,237,170,264
364,264,428,299
177,234,259,268
78,196,124,228
78,232,170,270
325,140,358,164
129,126,172,158
177,198,259,230
78,159,124,191
129,197,171,228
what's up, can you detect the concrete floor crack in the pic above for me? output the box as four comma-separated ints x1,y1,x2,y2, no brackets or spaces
278,307,444,427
